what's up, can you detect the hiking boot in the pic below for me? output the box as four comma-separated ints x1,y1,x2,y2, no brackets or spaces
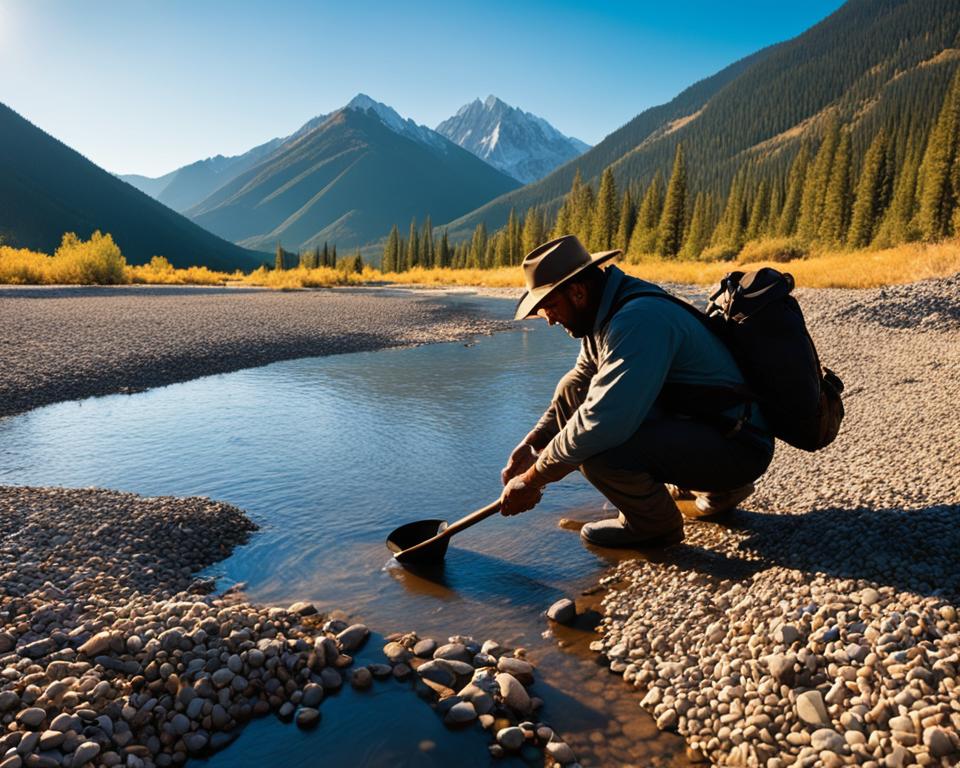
664,483,695,501
580,519,684,549
688,482,756,519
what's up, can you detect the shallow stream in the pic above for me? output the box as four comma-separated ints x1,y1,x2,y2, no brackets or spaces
0,292,690,766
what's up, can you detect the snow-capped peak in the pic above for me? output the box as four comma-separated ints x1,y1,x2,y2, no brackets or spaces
345,93,447,151
435,95,590,184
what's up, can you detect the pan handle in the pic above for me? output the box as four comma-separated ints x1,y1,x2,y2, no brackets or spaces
439,498,502,539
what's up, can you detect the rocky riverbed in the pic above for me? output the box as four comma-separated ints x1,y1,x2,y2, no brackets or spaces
590,274,960,767
0,285,508,418
0,486,581,768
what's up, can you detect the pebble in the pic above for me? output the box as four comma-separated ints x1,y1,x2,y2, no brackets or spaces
295,708,320,729
546,739,577,765
336,624,369,652
350,667,372,690
796,690,829,726
496,673,531,715
444,701,477,725
413,638,437,657
546,598,576,625
497,727,525,752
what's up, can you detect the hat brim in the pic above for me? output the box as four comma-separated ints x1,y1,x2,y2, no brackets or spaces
513,249,621,320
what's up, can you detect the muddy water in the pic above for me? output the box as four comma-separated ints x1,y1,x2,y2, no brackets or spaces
0,292,691,767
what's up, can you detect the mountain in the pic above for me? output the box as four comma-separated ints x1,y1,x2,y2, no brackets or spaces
435,96,589,183
443,0,960,241
0,103,262,270
120,136,285,213
185,95,520,252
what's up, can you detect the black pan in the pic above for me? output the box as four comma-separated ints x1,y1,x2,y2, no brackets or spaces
387,499,501,565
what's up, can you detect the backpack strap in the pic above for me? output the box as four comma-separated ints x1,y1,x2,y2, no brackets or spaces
598,287,757,435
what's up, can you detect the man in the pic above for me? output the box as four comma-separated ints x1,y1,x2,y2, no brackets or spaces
499,235,775,547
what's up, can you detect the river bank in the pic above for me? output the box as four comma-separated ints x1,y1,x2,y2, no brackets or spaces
0,285,509,418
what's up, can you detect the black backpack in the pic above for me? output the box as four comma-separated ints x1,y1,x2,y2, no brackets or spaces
606,268,844,451
701,268,844,452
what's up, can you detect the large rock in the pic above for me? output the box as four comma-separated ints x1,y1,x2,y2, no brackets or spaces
336,624,369,652
444,701,477,725
496,656,534,683
497,726,525,751
383,642,412,664
496,672,531,715
433,643,472,663
417,660,457,688
546,598,576,625
546,739,577,765
796,690,829,726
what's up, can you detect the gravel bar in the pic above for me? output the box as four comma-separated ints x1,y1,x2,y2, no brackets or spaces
0,285,509,418
591,274,960,767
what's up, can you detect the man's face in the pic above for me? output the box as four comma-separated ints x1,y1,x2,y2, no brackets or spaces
535,284,592,338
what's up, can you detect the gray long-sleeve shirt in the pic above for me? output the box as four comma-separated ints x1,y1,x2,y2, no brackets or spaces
532,266,761,477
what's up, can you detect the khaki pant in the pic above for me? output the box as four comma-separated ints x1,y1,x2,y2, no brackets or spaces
551,377,775,536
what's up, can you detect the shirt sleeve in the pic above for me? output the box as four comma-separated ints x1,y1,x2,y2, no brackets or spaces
536,301,682,473
525,344,596,449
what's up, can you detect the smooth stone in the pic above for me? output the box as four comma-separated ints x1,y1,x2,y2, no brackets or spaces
392,663,412,680
170,713,190,736
226,654,243,674
480,640,503,657
413,638,437,658
776,625,800,646
368,663,392,679
183,732,209,753
336,624,369,652
547,598,576,625
433,643,472,663
301,683,323,707
287,601,318,616
496,657,534,683
37,731,63,750
922,726,952,758
860,588,881,606
417,661,456,688
811,728,845,752
496,673,531,715
295,708,320,729
351,667,372,689
0,691,19,712
211,668,234,689
656,709,678,730
444,701,477,725
247,649,265,669
16,708,46,728
71,742,101,766
383,642,412,664
77,632,112,657
796,690,829,725
479,714,495,729
546,740,577,765
766,653,796,685
497,726,525,751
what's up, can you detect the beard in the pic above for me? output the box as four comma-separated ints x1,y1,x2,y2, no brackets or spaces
561,315,593,338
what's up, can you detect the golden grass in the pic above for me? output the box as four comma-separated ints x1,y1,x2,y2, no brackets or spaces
127,256,234,285
0,232,126,284
238,265,374,289
379,240,960,290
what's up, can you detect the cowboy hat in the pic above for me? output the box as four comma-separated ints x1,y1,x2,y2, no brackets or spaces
514,235,621,320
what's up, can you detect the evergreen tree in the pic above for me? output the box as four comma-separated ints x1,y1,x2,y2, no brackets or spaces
848,130,891,248
614,188,637,252
421,215,434,268
874,144,922,246
711,170,748,251
330,244,337,269
551,169,583,239
352,248,364,273
917,68,960,241
507,208,523,265
494,231,510,267
627,171,665,259
778,145,810,236
467,222,486,268
438,229,451,268
797,119,841,242
655,145,688,257
382,225,399,272
522,206,544,254
274,242,285,271
591,167,619,250
572,181,595,246
819,130,853,246
321,242,329,268
679,192,710,260
406,218,419,270
745,179,771,242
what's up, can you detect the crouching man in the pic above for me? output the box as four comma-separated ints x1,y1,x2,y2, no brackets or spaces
499,235,774,548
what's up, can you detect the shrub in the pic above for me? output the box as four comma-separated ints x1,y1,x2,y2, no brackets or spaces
52,231,127,284
699,244,741,262
738,238,809,264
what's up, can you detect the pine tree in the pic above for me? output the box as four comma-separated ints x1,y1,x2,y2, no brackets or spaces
572,182,595,246
819,130,853,246
552,170,583,239
522,206,544,254
591,167,619,251
627,171,665,259
437,230,450,268
274,242,285,271
874,145,922,247
679,192,710,260
330,244,337,269
494,231,510,267
614,188,636,252
655,145,688,257
745,179,771,242
917,68,960,241
383,225,399,272
797,119,841,242
353,249,364,273
777,145,810,236
467,222,486,268
848,130,891,248
421,215,434,268
711,170,748,251
320,242,329,268
406,218,419,270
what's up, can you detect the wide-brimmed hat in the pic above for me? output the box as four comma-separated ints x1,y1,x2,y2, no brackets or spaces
514,235,621,320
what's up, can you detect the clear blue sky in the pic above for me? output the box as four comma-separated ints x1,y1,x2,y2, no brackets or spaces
1,0,846,177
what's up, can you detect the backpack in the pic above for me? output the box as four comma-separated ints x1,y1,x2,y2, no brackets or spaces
700,268,844,452
604,268,844,451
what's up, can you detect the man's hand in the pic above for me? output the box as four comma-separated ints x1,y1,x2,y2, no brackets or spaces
499,475,543,516
501,443,538,485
